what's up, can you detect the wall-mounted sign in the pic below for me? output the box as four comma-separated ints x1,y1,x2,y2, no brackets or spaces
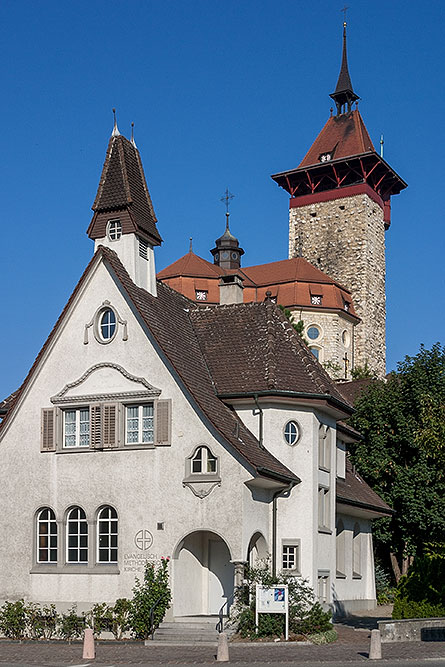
134,529,153,550
255,585,289,640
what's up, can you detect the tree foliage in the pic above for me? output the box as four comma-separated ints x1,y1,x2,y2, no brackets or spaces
349,343,445,581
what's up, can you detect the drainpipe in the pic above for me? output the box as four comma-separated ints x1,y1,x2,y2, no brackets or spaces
272,483,294,578
253,394,263,446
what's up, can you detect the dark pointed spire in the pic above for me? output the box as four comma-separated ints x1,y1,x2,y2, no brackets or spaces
330,22,359,115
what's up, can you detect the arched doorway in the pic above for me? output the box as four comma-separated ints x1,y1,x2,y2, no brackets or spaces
173,531,234,617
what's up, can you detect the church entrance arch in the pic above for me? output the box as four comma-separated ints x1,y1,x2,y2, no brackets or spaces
173,531,234,617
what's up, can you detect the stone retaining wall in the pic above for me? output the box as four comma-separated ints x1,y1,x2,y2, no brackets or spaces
378,617,445,642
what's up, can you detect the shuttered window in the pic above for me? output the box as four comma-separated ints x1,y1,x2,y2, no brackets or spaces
41,409,56,451
155,399,171,446
103,404,118,448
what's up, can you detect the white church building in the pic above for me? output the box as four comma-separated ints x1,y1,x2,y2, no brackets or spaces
0,125,391,620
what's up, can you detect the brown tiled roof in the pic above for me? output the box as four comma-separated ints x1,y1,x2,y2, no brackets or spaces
189,301,352,407
157,251,224,280
336,458,393,516
158,255,358,318
89,134,161,244
298,109,375,168
338,378,377,406
0,390,20,417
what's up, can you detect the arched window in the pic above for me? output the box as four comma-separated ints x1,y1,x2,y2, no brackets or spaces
353,522,361,577
37,508,58,563
336,519,345,577
66,507,88,563
191,446,217,474
97,506,118,563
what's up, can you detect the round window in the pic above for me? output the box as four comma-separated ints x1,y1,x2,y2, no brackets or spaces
342,330,350,347
307,326,320,340
99,308,116,340
231,252,238,260
284,420,301,446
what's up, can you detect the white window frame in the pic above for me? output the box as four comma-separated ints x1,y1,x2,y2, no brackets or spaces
66,506,88,564
98,308,117,341
125,404,154,445
97,506,118,564
283,420,301,446
37,508,58,563
282,540,300,572
63,408,90,448
107,218,122,241
191,446,217,474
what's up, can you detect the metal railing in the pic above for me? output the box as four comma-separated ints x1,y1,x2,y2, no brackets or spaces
216,591,235,634
148,596,164,641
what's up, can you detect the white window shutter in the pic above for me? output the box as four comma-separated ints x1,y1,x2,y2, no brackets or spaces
41,408,56,451
103,404,118,448
90,404,102,448
155,399,171,446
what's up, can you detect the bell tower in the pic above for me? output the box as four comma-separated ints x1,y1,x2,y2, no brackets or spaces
271,22,406,378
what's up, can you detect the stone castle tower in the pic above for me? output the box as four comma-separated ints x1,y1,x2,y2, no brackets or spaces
272,23,406,378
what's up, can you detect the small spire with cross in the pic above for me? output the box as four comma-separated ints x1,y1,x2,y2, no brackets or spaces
341,5,349,26
130,121,137,148
220,188,235,230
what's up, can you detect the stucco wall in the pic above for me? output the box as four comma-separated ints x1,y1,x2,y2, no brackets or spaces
289,193,386,377
0,261,268,610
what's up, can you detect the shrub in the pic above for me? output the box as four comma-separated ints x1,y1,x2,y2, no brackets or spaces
26,603,59,640
128,558,171,639
233,561,332,640
375,562,396,605
59,605,85,642
0,600,28,639
85,602,113,638
109,598,131,640
392,554,445,619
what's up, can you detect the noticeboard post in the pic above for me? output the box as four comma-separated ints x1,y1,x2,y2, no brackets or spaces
255,584,289,640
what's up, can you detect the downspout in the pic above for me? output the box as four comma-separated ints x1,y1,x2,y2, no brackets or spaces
272,482,295,577
253,394,263,446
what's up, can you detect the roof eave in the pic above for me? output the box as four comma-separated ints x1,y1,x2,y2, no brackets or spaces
218,390,353,417
336,495,394,517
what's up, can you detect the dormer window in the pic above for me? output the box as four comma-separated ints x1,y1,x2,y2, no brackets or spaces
107,219,122,241
195,290,208,302
319,152,332,162
343,301,350,312
192,446,217,474
311,295,322,305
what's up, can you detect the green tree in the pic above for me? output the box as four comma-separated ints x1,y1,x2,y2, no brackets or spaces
349,343,445,582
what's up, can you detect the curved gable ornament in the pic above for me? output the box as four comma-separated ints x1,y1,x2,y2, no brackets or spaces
51,362,161,405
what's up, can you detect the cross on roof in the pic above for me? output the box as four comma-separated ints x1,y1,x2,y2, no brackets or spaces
220,188,234,214
341,5,349,24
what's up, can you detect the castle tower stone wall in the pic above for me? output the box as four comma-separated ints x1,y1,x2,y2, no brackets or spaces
289,192,386,378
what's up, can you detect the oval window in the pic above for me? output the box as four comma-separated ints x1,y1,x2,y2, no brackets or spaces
284,420,300,446
342,330,350,347
107,219,122,241
307,326,320,340
100,309,116,340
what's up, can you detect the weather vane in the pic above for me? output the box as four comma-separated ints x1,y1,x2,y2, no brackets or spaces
220,188,235,214
341,5,349,24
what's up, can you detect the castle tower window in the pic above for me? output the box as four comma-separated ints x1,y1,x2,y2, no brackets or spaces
37,508,58,563
311,295,322,305
66,507,88,563
307,326,320,340
107,219,122,241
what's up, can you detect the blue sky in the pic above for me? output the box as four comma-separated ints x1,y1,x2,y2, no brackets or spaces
1,0,444,399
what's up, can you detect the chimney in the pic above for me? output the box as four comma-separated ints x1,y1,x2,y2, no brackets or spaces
219,274,244,305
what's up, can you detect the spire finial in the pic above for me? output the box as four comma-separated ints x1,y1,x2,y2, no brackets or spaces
130,121,137,148
380,134,384,158
189,237,193,252
112,108,120,137
329,15,359,115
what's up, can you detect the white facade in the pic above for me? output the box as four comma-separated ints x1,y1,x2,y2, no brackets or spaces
0,251,380,616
